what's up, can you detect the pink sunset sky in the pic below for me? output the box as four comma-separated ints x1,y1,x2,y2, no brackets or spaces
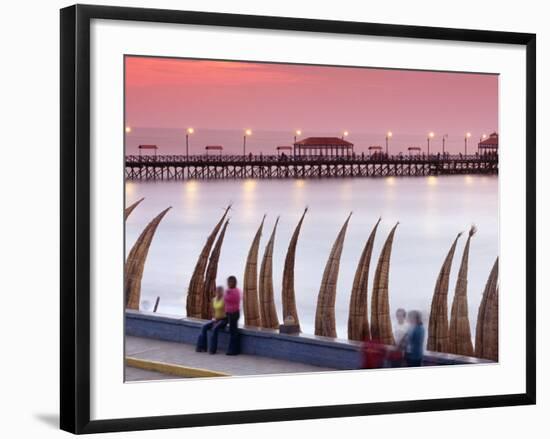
125,56,498,154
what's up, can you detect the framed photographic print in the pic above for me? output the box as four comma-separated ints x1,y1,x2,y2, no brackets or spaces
60,4,536,434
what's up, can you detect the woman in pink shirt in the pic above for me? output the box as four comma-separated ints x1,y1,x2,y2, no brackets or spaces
224,276,241,355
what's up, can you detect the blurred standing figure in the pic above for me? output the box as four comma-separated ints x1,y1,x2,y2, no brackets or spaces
196,286,227,354
388,308,408,367
224,276,241,355
361,337,387,369
394,308,408,345
403,310,425,367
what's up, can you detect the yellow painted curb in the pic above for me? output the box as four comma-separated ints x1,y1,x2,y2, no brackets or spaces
126,357,230,378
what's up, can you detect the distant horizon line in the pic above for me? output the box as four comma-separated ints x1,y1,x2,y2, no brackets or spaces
125,126,498,137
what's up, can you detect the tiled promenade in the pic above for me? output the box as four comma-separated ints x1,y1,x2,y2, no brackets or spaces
125,336,333,381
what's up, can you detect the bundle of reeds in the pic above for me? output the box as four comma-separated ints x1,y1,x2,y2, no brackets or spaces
475,258,499,361
243,216,265,327
124,197,144,221
347,218,381,341
314,213,352,338
259,218,280,329
427,233,462,352
186,205,231,318
370,223,399,345
201,219,230,319
281,208,307,331
448,225,476,356
125,207,171,310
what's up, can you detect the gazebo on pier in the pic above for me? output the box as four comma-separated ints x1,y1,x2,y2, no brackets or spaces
138,144,158,157
368,145,384,157
277,146,293,156
478,132,498,155
293,137,354,157
205,145,223,156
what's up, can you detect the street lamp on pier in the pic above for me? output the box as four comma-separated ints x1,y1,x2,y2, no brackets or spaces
125,126,132,134
464,132,471,155
479,133,487,155
427,131,435,155
342,130,349,140
186,127,194,159
385,131,393,156
243,129,252,155
294,129,302,143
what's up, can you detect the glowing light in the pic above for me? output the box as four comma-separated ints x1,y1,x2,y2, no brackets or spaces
245,129,252,136
386,176,395,186
466,132,471,138
427,176,438,186
125,181,135,197
387,131,393,138
243,179,256,192
482,133,487,139
343,131,349,137
125,126,132,133
187,127,194,134
295,179,305,188
185,181,198,194
428,131,435,138
295,129,302,136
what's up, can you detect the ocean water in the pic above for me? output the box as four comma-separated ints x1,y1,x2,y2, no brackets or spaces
125,175,498,339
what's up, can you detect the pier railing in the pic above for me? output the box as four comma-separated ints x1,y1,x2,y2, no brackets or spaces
125,153,498,180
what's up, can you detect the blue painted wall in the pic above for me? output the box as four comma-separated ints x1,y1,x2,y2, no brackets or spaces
125,311,489,370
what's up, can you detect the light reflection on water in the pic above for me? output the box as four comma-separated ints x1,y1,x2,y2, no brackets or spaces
125,175,498,338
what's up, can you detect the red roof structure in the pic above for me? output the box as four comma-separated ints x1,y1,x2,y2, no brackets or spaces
294,137,353,147
478,132,498,152
293,137,354,157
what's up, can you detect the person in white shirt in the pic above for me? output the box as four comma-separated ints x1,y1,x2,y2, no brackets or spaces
394,308,409,346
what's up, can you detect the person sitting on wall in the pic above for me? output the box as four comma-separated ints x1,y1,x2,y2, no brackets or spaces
196,286,227,354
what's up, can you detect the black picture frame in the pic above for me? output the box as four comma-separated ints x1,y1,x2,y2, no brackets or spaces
60,4,536,434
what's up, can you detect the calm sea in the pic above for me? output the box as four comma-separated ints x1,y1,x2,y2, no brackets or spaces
125,175,498,339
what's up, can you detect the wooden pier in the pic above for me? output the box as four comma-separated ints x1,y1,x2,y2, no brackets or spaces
125,153,498,181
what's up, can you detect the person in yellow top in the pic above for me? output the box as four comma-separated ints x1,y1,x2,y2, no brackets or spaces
196,286,228,354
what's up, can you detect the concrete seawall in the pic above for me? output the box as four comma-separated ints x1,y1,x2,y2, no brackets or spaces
125,310,490,370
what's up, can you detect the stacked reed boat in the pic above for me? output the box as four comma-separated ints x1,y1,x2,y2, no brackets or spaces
124,198,499,361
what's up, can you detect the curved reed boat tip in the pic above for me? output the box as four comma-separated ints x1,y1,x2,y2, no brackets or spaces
243,216,266,327
201,219,230,319
475,257,499,360
124,197,145,221
370,222,399,345
427,232,462,352
259,218,281,329
348,217,381,341
448,225,476,356
186,205,231,318
281,208,308,330
315,214,352,338
125,206,171,310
